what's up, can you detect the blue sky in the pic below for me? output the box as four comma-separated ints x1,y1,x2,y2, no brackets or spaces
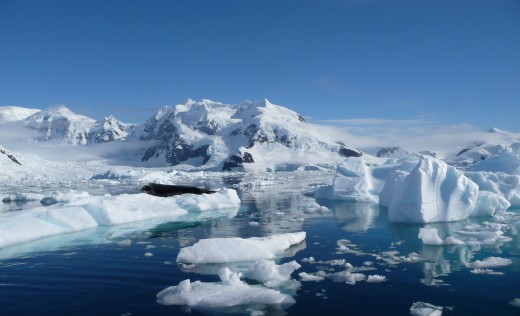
1,0,519,131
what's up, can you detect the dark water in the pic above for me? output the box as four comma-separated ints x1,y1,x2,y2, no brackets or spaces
0,182,519,315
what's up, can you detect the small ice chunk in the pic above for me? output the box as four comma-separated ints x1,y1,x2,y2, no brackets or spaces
510,298,520,308
116,239,132,247
466,257,512,269
469,269,504,275
246,259,301,287
298,272,324,282
157,268,295,309
176,232,306,264
410,301,444,316
144,252,153,257
366,275,387,283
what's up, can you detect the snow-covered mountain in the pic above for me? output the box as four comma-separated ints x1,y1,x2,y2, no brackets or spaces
1,99,361,170
449,128,520,168
134,99,361,170
0,106,40,123
1,105,134,145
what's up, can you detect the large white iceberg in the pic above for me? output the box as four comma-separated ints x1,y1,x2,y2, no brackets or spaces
156,267,295,309
0,189,240,249
177,232,306,263
315,156,418,203
383,156,479,223
465,171,520,206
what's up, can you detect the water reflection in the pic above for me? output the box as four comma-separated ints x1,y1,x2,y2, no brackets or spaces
317,199,519,285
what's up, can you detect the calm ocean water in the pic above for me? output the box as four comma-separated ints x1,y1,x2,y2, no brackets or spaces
0,180,519,315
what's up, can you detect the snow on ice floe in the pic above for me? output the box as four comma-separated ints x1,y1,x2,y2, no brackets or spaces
466,256,512,269
510,298,520,308
176,232,306,263
156,267,296,310
410,301,446,316
384,156,479,223
0,189,240,249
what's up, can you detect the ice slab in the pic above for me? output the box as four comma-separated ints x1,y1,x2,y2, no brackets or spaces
0,189,240,249
385,156,479,223
466,256,512,269
410,301,444,316
177,232,306,263
156,267,295,310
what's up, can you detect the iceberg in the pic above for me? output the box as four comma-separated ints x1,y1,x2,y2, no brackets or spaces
384,156,479,223
464,171,520,204
0,189,240,249
156,267,295,309
470,191,510,217
176,232,306,263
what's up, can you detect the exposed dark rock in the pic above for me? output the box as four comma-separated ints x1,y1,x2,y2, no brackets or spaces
222,152,254,171
0,148,21,166
339,147,363,158
376,147,401,157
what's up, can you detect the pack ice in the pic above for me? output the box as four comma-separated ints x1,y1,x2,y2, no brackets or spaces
0,189,240,249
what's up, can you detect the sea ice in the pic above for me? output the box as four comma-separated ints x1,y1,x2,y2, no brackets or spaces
385,156,479,223
410,301,444,316
466,256,512,269
156,268,295,309
246,259,301,288
366,275,387,283
176,232,306,263
298,272,325,282
0,189,240,249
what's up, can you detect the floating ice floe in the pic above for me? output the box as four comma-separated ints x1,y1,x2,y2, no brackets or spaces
419,223,512,247
466,256,512,269
0,189,240,249
383,156,479,223
246,259,301,288
409,301,445,316
156,267,296,310
176,232,306,264
510,298,520,308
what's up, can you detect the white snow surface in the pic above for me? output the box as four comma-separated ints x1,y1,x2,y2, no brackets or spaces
385,156,479,223
156,267,295,309
0,106,40,122
410,301,444,316
176,232,306,263
466,256,513,269
0,189,240,249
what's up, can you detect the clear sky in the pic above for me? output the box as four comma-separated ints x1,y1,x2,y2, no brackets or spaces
1,0,519,131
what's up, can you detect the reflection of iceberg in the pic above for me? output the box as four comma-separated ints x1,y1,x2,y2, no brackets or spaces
323,200,381,233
